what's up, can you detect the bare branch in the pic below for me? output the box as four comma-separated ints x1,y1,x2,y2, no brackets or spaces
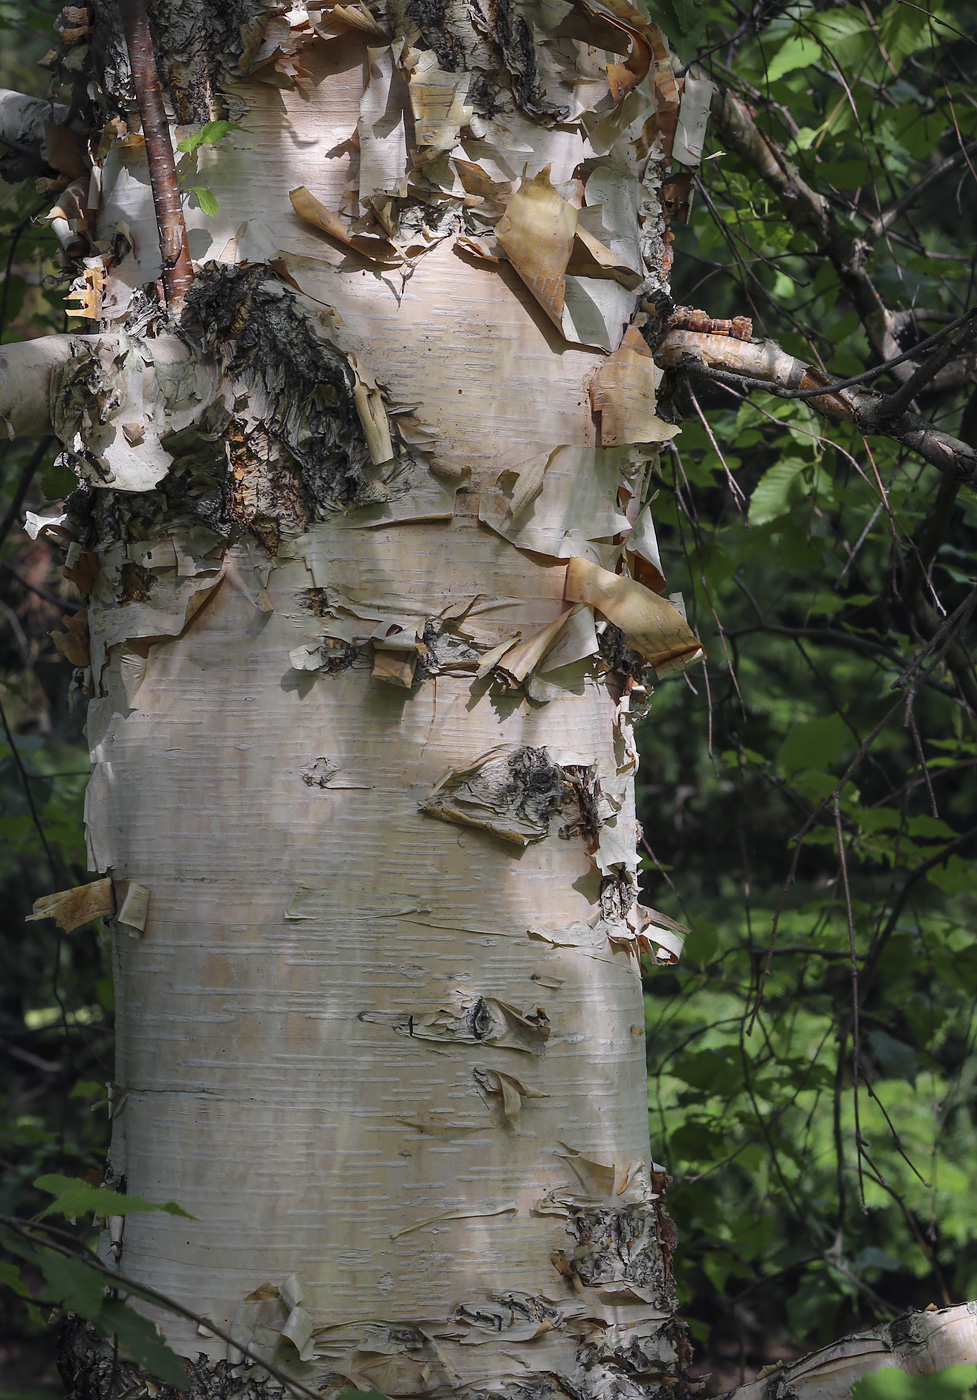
867,139,977,244
0,88,70,182
656,327,977,482
719,1303,977,1400
117,0,193,308
874,309,977,418
707,84,911,381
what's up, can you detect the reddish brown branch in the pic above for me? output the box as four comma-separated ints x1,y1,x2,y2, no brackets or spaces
118,0,193,308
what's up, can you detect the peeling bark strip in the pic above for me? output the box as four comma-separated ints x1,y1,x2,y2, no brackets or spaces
117,0,193,306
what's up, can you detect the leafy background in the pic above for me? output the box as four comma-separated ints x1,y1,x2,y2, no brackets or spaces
1,0,976,1395
638,0,977,1390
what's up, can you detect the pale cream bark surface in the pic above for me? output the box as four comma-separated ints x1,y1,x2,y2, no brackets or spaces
42,4,702,1392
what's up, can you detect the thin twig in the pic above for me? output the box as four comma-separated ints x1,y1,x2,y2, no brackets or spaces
0,693,58,884
833,792,865,1210
2,560,83,612
117,0,193,308
0,437,54,550
875,309,977,418
868,139,977,242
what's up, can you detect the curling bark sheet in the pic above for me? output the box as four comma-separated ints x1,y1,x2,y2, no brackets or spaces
23,0,717,1396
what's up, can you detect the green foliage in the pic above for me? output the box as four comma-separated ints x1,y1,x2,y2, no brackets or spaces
175,120,248,156
638,0,977,1373
188,186,220,216
0,0,974,1390
34,1174,193,1222
177,120,247,217
2,1224,189,1388
853,1367,977,1400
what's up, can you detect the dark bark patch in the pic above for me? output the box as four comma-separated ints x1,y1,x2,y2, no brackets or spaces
90,0,268,124
404,0,465,71
117,559,156,602
467,995,493,1039
182,264,413,539
599,870,636,921
569,1202,676,1311
598,622,646,680
421,745,573,846
59,1316,293,1400
559,766,604,848
479,0,569,125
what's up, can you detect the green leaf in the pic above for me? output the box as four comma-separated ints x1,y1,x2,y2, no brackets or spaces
0,1260,30,1298
867,1030,918,1086
766,34,823,82
176,119,246,155
926,855,977,896
35,1248,107,1316
40,459,77,501
777,714,849,776
99,1298,189,1390
188,186,220,216
671,1047,741,1095
34,1174,193,1221
651,0,708,51
748,460,810,527
852,1365,977,1400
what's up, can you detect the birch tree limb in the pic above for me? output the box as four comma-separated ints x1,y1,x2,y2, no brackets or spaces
720,1302,977,1400
0,336,82,436
0,334,207,438
0,87,71,181
656,328,977,482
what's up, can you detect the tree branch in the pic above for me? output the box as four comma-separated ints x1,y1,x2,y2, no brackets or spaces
867,139,977,244
656,327,977,482
0,87,70,182
707,84,910,382
0,338,80,436
875,309,977,418
0,436,53,548
117,0,192,309
720,1302,977,1400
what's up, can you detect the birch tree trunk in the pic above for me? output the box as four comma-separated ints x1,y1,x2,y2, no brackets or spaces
24,0,711,1395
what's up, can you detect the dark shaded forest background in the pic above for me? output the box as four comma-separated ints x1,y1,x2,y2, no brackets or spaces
2,0,977,1395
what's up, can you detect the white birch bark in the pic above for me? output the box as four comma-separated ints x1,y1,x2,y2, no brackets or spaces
17,5,973,1400
28,3,705,1395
